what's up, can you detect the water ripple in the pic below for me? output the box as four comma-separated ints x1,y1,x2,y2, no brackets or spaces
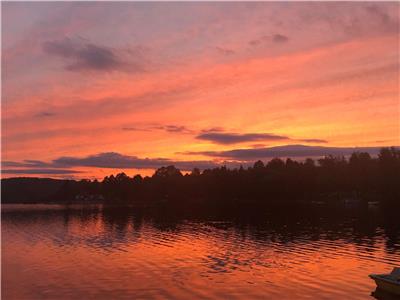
2,204,399,299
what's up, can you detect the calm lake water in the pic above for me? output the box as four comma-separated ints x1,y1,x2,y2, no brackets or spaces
2,204,400,299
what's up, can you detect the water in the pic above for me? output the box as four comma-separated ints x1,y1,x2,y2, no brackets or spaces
2,204,400,299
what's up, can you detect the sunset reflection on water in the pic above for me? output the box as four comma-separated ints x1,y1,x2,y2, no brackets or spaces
2,204,399,299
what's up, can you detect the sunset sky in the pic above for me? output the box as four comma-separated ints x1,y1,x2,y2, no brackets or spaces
2,2,399,179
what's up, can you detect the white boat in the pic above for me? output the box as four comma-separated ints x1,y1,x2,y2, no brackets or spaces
369,267,400,296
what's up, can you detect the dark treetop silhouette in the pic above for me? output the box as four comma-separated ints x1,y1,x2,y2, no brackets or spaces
2,148,399,210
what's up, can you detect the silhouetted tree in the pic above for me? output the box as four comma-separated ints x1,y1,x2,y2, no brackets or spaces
378,147,400,202
153,166,183,178
190,168,201,176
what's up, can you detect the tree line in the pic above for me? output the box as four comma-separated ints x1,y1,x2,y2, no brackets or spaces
48,147,400,208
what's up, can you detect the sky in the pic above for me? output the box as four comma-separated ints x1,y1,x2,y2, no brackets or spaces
2,2,399,179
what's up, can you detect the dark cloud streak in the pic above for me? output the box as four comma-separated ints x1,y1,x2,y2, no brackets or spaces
36,111,56,118
249,33,289,46
42,38,144,73
122,124,193,134
298,139,328,144
3,153,224,175
3,160,57,168
272,34,289,43
53,152,218,170
196,132,289,144
2,169,83,175
183,145,386,160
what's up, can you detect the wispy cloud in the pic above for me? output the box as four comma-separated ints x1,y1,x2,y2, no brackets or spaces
121,127,152,132
36,111,56,118
249,33,289,46
363,5,398,34
3,160,56,168
216,46,235,56
122,124,193,134
158,125,193,134
272,34,289,43
201,127,226,133
42,37,145,73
